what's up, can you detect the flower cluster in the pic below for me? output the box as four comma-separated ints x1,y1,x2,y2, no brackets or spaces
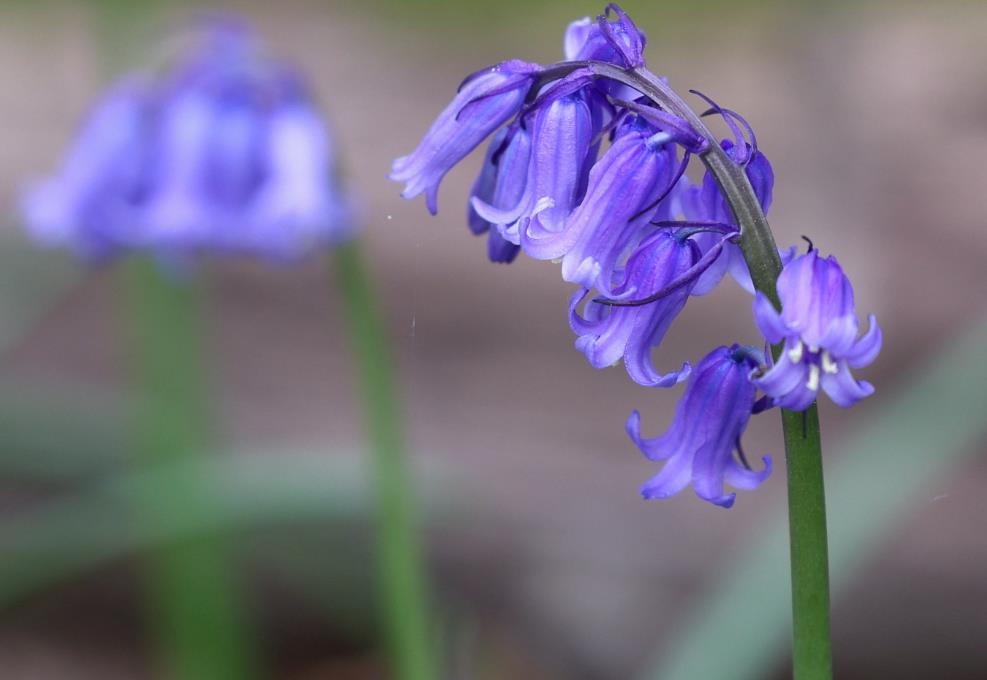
23,16,352,262
391,4,881,507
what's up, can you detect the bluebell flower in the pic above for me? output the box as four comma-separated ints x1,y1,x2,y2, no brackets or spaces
466,127,529,263
753,249,882,410
569,229,695,387
23,17,352,262
524,114,683,295
472,91,602,253
392,2,884,513
565,4,647,68
680,139,776,295
22,79,152,260
390,59,541,215
628,344,772,507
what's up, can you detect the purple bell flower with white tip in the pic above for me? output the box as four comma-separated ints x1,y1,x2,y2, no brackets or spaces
753,249,882,410
390,60,541,215
628,344,772,508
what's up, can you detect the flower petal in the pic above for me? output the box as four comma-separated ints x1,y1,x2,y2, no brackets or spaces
752,291,789,344
820,362,874,408
626,409,685,462
724,454,773,491
845,314,882,369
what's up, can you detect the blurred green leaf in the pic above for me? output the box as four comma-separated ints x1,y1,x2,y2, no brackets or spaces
0,446,451,608
0,382,128,482
0,236,82,356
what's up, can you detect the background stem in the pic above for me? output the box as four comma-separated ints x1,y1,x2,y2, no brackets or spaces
586,62,833,679
332,241,437,680
124,258,257,680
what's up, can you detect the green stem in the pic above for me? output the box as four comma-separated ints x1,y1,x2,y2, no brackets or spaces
586,63,833,678
781,406,831,678
332,241,437,680
123,259,257,680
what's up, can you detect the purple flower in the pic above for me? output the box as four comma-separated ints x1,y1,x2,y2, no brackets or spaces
22,79,152,260
569,229,696,387
753,249,882,410
472,91,602,251
680,139,775,295
628,344,772,508
390,60,541,215
522,115,680,295
565,4,647,68
563,6,648,102
466,127,529,263
21,17,352,262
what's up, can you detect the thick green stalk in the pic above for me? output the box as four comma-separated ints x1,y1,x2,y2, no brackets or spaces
587,63,833,678
124,259,257,680
332,241,437,680
781,406,831,678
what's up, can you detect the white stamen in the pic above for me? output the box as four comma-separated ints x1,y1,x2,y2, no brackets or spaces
806,364,821,391
822,351,839,374
788,341,804,364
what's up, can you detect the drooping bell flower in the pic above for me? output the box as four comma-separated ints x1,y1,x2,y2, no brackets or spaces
471,91,600,250
390,59,541,215
466,127,530,263
752,249,882,410
628,344,772,508
468,18,621,253
569,229,698,387
21,16,353,262
522,114,682,296
22,79,152,260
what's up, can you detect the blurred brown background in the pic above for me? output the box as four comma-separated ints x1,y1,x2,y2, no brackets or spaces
0,1,985,678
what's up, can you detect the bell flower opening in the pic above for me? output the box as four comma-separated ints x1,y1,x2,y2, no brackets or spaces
628,344,772,508
753,249,882,410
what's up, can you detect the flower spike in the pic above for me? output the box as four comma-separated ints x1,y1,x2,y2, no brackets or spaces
390,4,882,522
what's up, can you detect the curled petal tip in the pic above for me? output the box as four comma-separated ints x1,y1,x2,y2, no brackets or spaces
704,492,736,509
